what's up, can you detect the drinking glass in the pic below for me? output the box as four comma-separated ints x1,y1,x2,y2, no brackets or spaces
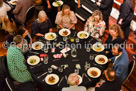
44,48,48,53
63,36,67,41
75,37,79,43
89,55,94,60
70,37,74,42
86,47,91,52
58,67,63,73
43,56,49,64
74,69,79,74
48,68,53,73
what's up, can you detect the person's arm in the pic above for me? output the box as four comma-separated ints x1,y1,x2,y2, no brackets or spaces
5,3,11,11
55,12,64,29
68,23,75,30
68,11,77,30
99,21,105,36
118,1,131,24
13,1,22,14
46,0,51,9
14,53,27,71
96,0,113,9
35,33,44,37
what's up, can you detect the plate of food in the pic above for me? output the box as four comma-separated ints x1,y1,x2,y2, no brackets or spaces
78,75,83,85
45,74,59,85
92,42,104,52
27,55,40,65
95,55,108,65
87,67,101,78
45,32,57,40
77,31,89,39
59,29,71,36
52,1,63,7
32,41,44,50
8,0,17,5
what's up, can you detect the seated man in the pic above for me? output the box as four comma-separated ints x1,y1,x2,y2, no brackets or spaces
110,44,129,82
7,35,33,83
88,68,122,91
62,73,86,91
32,10,53,40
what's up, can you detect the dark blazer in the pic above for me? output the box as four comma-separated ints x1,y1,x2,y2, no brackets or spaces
99,0,114,17
111,49,129,82
13,0,33,23
117,0,134,25
95,77,122,91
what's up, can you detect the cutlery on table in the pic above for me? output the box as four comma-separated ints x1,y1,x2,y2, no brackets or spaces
58,77,64,86
37,72,48,78
85,73,91,81
82,73,85,79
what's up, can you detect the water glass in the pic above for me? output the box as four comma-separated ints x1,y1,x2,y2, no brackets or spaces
86,47,91,52
89,55,94,60
74,69,79,74
58,67,63,73
63,36,67,41
44,48,48,53
48,68,53,73
75,37,79,43
43,56,49,64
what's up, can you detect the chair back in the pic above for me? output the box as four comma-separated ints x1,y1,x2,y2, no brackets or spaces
0,56,8,77
5,77,15,91
25,6,35,24
123,60,135,84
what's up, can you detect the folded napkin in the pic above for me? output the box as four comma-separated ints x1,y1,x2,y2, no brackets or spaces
60,47,71,54
53,54,63,58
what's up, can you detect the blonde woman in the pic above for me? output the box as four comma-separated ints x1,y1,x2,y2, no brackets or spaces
55,4,77,30
84,10,105,39
32,10,53,39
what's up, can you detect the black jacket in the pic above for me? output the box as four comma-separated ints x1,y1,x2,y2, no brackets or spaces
95,77,122,91
99,0,114,16
118,0,134,24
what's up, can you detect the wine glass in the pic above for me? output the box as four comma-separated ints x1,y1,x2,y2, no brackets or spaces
48,68,53,73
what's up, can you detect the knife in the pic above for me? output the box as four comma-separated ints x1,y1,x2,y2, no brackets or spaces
58,77,64,86
37,72,47,78
85,73,91,81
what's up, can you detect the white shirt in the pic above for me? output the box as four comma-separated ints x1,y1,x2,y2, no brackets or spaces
113,53,122,65
62,85,86,91
0,3,11,18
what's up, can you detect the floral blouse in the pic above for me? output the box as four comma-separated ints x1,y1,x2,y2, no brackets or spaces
84,17,105,39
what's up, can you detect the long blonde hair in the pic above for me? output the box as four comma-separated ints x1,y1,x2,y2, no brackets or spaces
85,10,103,26
61,4,71,16
109,24,124,39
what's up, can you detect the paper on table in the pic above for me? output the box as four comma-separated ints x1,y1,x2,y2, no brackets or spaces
60,47,71,54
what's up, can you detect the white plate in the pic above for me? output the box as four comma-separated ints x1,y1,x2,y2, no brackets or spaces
59,29,71,36
45,74,59,85
52,1,63,7
45,32,57,40
95,55,108,65
87,67,101,78
8,0,17,5
77,31,89,39
78,75,82,85
32,41,44,50
92,42,104,52
27,55,40,66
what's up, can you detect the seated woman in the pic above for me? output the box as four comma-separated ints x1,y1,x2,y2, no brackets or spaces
105,24,124,58
17,26,32,54
55,4,77,30
84,10,105,40
32,10,53,40
0,0,11,18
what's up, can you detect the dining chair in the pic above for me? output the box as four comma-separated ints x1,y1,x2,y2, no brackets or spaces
122,60,135,84
24,6,36,26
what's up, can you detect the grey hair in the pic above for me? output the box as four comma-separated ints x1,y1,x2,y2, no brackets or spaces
38,10,47,20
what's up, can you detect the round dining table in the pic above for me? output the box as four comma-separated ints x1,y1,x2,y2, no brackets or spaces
26,30,108,91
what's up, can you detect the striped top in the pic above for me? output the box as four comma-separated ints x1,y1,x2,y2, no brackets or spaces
7,46,32,83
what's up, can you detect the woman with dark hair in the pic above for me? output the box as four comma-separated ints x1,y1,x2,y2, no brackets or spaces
117,0,135,41
0,0,11,18
17,26,32,54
